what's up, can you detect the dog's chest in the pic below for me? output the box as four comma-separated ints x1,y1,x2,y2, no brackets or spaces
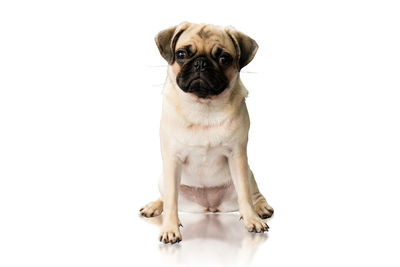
179,143,230,164
178,144,232,187
173,118,238,148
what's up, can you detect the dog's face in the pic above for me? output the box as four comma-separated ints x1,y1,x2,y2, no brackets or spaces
155,23,258,99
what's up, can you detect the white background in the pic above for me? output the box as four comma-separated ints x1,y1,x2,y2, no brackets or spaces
1,0,399,266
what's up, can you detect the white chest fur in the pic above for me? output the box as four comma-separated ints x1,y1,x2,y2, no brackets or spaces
160,77,250,188
178,142,233,187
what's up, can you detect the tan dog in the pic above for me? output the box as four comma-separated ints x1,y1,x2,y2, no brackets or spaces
140,22,274,244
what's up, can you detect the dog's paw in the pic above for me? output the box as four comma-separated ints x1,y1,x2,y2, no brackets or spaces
139,199,163,218
242,213,269,233
159,225,182,244
254,198,274,219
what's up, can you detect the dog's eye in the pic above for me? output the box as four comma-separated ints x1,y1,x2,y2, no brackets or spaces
175,50,187,60
219,54,232,66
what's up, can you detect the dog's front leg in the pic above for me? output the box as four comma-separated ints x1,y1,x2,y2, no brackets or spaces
159,156,182,243
228,148,269,233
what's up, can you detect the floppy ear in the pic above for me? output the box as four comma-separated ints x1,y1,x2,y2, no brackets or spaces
155,22,191,64
225,27,258,70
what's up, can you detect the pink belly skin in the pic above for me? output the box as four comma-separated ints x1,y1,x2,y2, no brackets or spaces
179,182,236,212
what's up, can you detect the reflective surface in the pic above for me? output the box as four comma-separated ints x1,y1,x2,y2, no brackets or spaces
141,212,268,267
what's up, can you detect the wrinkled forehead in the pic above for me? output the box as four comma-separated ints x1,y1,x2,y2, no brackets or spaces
175,24,236,56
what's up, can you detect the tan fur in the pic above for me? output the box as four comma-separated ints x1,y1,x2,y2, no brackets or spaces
140,22,273,244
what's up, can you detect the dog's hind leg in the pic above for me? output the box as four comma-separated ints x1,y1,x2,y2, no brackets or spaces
139,199,163,218
249,170,274,219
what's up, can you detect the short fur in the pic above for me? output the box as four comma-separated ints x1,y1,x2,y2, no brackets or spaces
140,22,274,244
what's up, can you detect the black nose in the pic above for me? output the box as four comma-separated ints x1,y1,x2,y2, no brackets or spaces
193,57,207,72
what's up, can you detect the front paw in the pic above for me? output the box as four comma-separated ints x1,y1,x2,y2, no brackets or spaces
159,224,182,244
241,213,269,233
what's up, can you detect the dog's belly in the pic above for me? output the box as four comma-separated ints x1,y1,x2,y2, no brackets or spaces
179,183,237,212
177,146,239,212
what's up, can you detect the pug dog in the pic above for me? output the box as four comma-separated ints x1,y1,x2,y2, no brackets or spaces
140,22,274,244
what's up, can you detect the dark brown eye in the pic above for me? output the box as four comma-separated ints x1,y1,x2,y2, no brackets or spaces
175,50,187,60
219,54,232,66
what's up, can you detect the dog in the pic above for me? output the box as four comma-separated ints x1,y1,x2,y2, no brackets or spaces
140,22,274,244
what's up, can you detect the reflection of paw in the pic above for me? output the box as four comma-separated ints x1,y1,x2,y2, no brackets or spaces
159,224,182,244
139,200,163,218
242,232,268,250
254,198,274,219
242,214,269,233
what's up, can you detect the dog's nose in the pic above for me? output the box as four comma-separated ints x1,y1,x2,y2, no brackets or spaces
193,57,207,72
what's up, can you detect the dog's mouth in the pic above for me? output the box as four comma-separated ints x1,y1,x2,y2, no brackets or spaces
186,79,213,98
178,77,226,99
187,78,211,91
176,64,229,99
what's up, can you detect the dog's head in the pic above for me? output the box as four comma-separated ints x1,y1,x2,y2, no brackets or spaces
155,22,258,99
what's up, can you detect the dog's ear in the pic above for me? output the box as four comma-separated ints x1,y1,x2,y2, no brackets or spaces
225,27,258,70
155,22,191,64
